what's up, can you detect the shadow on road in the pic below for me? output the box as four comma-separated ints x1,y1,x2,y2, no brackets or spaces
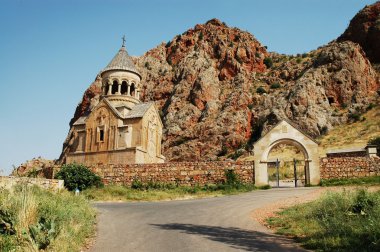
151,223,306,252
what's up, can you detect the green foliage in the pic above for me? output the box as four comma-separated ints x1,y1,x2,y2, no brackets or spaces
144,62,151,70
0,185,95,252
319,176,380,186
199,32,204,40
348,112,361,122
55,164,103,191
227,149,245,160
217,145,228,157
165,41,171,48
369,136,380,147
366,103,375,111
225,169,240,186
256,86,267,94
263,57,273,68
268,189,380,251
29,218,57,249
296,57,302,63
270,83,281,89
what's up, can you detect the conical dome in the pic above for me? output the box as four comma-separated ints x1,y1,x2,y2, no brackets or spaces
101,45,141,79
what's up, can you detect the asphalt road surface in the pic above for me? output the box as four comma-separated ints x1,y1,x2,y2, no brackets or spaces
90,188,316,252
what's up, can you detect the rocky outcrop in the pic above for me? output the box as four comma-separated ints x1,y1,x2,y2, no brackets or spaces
338,1,380,63
11,157,55,177
59,16,380,163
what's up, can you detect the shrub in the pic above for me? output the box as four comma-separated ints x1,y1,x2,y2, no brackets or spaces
256,86,267,94
296,57,302,63
270,83,281,89
225,169,240,186
348,112,361,122
366,103,375,111
55,164,103,191
263,57,273,68
199,32,204,40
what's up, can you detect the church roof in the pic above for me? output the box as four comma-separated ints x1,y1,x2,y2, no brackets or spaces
72,101,154,126
101,45,141,79
124,102,154,119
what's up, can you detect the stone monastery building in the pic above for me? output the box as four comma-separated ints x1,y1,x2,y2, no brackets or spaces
66,41,165,165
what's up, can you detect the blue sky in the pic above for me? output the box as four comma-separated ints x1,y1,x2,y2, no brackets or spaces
0,0,377,175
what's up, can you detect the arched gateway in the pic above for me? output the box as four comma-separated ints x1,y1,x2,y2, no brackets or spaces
253,120,320,186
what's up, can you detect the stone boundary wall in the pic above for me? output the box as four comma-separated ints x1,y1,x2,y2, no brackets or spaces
320,156,380,179
0,176,64,191
88,161,255,186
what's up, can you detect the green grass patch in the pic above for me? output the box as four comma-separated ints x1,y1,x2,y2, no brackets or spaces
267,189,380,251
83,183,257,202
0,184,96,252
320,176,380,186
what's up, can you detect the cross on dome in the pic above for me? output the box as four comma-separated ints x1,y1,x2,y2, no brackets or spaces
122,35,126,47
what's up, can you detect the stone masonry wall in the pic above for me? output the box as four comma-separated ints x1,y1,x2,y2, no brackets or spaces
0,176,64,191
88,161,254,186
320,156,380,179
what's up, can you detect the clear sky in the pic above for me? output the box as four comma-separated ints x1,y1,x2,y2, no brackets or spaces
0,0,377,175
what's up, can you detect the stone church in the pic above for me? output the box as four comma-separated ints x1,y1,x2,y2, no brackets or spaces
66,42,165,165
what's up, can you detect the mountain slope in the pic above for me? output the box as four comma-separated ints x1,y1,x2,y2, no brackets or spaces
58,9,380,163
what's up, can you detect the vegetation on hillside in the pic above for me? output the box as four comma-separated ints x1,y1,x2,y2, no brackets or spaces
267,189,380,251
318,104,380,151
0,185,96,252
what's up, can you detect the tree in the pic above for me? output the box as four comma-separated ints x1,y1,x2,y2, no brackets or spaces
55,164,103,191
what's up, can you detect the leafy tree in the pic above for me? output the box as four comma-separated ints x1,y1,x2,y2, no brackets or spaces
55,164,103,191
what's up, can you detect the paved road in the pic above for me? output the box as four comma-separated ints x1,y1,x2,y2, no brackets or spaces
90,188,316,252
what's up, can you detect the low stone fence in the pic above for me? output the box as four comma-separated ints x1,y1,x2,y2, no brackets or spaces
88,161,255,186
320,156,380,179
0,176,64,191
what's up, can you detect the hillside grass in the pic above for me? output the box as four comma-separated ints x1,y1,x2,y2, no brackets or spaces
0,185,96,252
318,104,380,153
267,189,380,252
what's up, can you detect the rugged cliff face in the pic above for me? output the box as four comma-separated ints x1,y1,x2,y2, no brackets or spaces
338,1,380,63
58,13,380,163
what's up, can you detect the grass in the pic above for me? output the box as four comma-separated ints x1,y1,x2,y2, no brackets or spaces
0,184,96,252
318,104,380,154
83,183,259,202
320,176,380,187
267,189,380,252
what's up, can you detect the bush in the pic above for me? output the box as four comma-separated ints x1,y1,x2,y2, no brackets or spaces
256,86,267,94
263,57,273,68
270,83,281,89
55,164,103,191
199,32,204,40
348,112,361,122
366,103,375,111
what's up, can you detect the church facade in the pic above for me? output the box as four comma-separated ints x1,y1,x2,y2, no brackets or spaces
66,42,165,165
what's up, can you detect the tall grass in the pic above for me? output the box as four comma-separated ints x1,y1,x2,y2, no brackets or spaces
268,189,380,251
320,176,380,186
83,183,257,202
0,184,96,252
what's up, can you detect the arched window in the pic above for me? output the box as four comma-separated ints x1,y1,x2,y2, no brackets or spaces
104,83,109,95
130,83,136,97
121,81,128,95
112,80,118,94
